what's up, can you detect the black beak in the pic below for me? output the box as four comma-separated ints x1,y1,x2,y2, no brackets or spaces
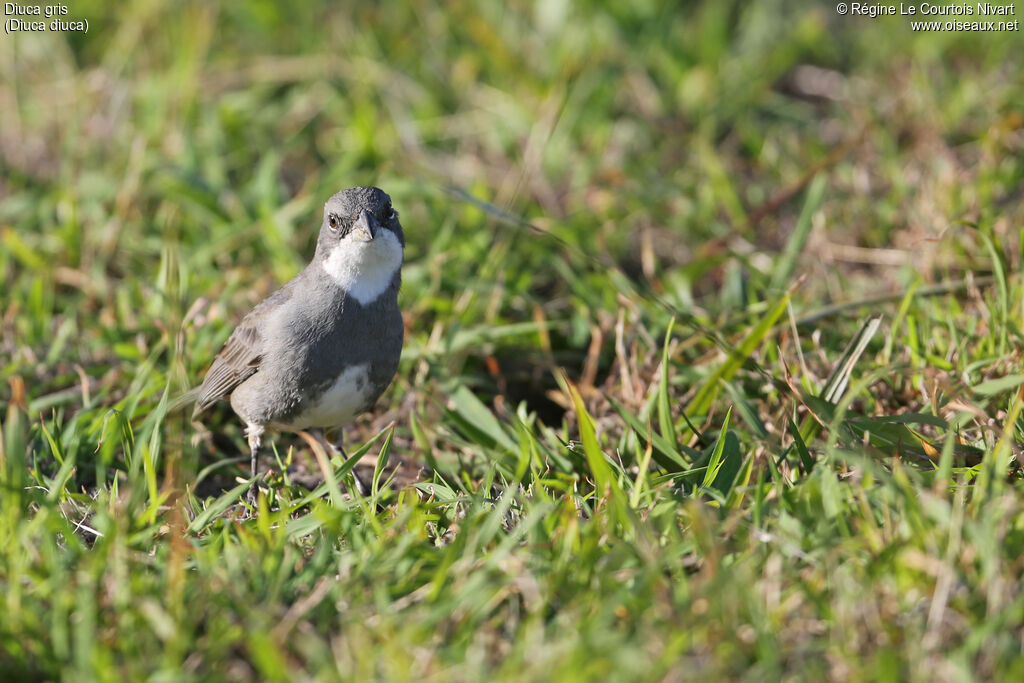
352,210,377,242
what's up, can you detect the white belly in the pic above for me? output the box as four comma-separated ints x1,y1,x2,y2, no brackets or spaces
277,364,372,431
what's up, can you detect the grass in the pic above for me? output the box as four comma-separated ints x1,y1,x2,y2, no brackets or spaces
2,0,1024,679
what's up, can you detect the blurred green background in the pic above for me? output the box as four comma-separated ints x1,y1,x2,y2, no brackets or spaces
3,0,1020,389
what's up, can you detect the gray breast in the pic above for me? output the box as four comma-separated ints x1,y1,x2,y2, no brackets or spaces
229,274,403,429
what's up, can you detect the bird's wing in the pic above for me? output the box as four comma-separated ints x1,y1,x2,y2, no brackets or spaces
192,286,292,417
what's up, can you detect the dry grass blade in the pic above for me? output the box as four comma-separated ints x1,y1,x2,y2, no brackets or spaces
821,315,882,404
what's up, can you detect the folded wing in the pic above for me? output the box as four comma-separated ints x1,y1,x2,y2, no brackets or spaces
191,286,295,418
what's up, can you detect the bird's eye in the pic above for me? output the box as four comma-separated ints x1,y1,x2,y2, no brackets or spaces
328,214,339,230
387,208,398,221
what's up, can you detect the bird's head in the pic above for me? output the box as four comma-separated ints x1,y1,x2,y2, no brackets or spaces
315,186,405,304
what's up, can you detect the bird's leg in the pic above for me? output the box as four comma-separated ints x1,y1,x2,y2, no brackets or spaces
334,430,374,498
313,428,372,498
245,422,264,506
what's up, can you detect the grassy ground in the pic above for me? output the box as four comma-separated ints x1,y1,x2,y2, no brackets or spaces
3,0,1024,679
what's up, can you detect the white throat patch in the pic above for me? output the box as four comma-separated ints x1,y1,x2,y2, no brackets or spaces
321,229,403,305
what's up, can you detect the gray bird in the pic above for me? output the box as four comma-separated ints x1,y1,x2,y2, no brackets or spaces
192,186,405,504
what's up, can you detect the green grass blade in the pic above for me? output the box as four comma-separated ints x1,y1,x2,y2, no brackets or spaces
686,288,794,421
769,173,826,291
701,406,732,489
657,317,678,452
